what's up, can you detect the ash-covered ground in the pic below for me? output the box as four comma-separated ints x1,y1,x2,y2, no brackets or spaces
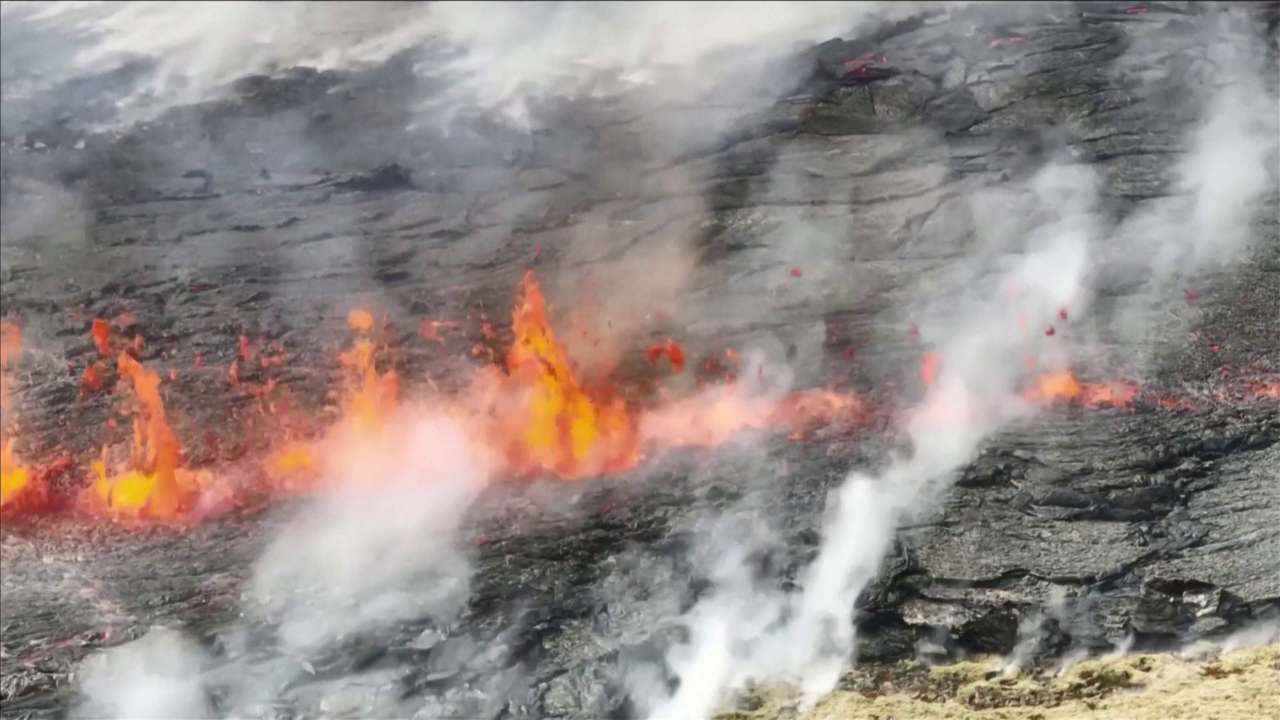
1,3,1278,719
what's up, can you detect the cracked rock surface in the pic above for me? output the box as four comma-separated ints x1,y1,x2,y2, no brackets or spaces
2,3,1278,718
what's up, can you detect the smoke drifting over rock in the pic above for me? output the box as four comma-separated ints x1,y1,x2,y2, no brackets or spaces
1,2,1277,720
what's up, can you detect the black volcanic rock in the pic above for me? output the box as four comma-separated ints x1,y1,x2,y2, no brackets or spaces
1,3,1277,719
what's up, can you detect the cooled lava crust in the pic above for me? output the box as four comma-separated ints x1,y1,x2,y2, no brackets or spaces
1,2,1278,718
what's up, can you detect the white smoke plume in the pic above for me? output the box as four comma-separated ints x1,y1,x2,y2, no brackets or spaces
75,411,496,718
245,411,495,653
24,2,1276,719
641,7,1279,718
2,1,940,128
74,628,213,720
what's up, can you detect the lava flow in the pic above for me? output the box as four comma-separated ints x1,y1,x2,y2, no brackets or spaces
7,267,1260,526
467,271,642,479
91,352,208,520
1023,371,1137,408
1,321,41,514
340,309,398,432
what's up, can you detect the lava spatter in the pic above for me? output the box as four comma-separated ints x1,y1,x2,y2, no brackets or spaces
339,331,398,434
1,322,42,515
92,352,206,520
491,271,641,479
1023,371,1137,408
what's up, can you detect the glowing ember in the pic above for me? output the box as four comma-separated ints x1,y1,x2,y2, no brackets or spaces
921,351,942,386
92,352,204,519
646,340,686,374
989,35,1030,49
92,318,112,355
81,363,106,397
348,309,375,332
420,319,463,343
1245,381,1279,400
1022,371,1136,408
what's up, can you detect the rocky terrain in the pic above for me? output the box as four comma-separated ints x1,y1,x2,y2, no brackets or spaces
1,2,1278,719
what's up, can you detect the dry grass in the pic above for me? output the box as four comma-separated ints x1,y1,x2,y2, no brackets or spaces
715,644,1280,720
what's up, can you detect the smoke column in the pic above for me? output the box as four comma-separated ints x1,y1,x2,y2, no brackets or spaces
643,6,1279,718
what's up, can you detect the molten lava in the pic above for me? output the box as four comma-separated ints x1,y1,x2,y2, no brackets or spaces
3,267,1236,526
0,438,35,511
339,335,398,432
647,339,686,374
92,352,204,519
921,351,941,386
1023,371,1137,408
491,271,641,478
0,322,41,514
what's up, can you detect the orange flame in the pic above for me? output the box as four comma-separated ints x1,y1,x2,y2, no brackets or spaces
492,271,640,478
92,318,112,355
0,322,41,514
338,338,398,431
1022,371,1136,408
339,309,398,430
92,352,204,519
7,269,1228,525
0,438,37,512
266,311,398,484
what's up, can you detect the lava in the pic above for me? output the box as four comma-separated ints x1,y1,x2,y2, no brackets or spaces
1,268,1250,525
338,319,398,433
488,271,641,479
92,318,112,355
91,352,205,519
1022,371,1137,408
921,351,942,386
0,321,19,412
647,340,686,374
1,322,42,515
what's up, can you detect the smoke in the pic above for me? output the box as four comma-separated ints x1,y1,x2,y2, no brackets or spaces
1004,587,1070,676
2,1,931,129
75,628,213,720
246,411,495,652
418,2,936,127
1101,11,1280,360
26,2,1279,718
75,410,496,718
639,6,1279,719
3,1,940,354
